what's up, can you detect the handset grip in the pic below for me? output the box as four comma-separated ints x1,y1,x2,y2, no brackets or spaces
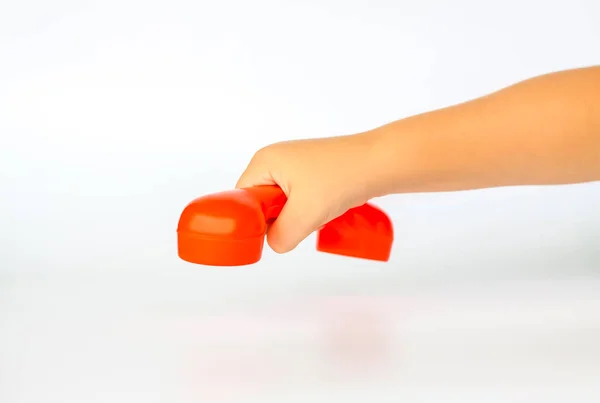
241,185,287,224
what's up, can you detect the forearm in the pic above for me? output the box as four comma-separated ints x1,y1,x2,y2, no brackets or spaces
368,66,600,196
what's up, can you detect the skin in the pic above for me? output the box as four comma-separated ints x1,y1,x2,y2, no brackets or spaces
236,66,600,254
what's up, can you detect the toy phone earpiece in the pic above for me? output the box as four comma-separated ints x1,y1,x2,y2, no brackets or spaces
177,185,393,266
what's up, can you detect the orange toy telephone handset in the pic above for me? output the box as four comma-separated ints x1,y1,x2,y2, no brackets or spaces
177,185,393,266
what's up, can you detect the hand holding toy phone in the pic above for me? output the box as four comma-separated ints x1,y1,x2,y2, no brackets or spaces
177,185,393,266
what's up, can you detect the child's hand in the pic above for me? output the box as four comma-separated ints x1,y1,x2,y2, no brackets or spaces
236,134,382,254
236,66,600,254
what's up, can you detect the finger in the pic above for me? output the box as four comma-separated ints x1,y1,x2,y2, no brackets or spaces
266,194,323,254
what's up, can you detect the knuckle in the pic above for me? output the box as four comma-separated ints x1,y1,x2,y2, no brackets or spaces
269,242,288,254
252,141,288,163
252,144,275,162
267,234,294,254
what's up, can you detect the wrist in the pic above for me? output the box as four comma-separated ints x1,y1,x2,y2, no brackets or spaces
363,110,468,197
359,121,425,197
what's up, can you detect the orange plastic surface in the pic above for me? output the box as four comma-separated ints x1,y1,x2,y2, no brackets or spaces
177,185,393,266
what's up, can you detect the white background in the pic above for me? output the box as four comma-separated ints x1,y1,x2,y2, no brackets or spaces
1,0,600,402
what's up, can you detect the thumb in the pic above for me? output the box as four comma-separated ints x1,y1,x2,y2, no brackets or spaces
266,193,324,254
235,148,278,190
235,166,274,190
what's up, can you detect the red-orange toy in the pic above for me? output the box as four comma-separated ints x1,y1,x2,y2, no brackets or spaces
177,185,393,266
